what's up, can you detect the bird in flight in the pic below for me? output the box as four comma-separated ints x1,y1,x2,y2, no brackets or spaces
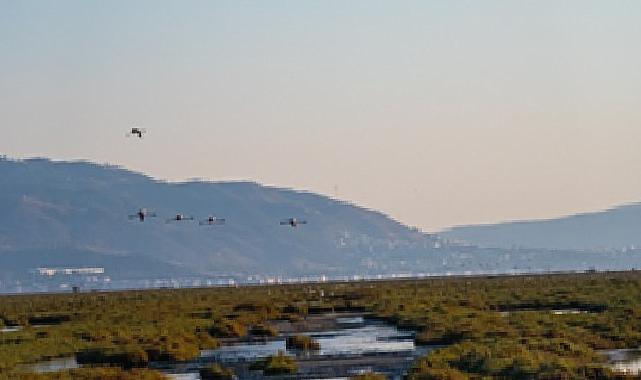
199,215,226,226
280,218,307,227
126,127,146,138
128,208,157,222
167,213,194,223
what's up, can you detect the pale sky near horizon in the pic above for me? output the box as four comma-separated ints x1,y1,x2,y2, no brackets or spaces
1,1,641,232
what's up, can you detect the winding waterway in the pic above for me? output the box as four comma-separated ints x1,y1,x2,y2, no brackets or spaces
25,314,431,379
166,314,432,379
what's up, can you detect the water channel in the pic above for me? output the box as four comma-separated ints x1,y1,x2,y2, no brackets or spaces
23,314,641,378
603,349,641,374
164,314,433,379
23,313,430,379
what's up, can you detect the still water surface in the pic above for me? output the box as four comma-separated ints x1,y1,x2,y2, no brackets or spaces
26,316,423,379
604,349,641,374
200,318,415,362
176,316,422,379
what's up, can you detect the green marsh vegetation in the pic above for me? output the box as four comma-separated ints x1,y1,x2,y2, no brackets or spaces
2,271,641,378
199,363,235,380
349,373,387,380
249,351,297,375
11,367,167,380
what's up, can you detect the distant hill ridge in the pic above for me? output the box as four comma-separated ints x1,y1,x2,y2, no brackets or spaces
0,157,441,282
442,202,641,250
3,157,641,290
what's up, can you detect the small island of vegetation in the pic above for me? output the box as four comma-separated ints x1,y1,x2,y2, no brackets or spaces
199,363,235,380
249,351,297,375
285,334,321,351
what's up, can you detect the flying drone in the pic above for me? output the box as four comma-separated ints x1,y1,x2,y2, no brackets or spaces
199,215,226,226
126,127,146,138
128,208,157,222
280,218,307,227
167,213,194,223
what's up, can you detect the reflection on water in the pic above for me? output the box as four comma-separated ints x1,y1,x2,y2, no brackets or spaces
26,315,421,379
0,326,22,333
189,316,425,379
605,349,641,374
335,316,365,325
500,309,590,317
201,321,415,362
551,309,589,315
167,374,199,380
25,357,78,373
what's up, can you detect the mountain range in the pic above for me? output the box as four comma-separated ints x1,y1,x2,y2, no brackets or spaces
2,157,641,291
442,204,641,251
0,157,441,285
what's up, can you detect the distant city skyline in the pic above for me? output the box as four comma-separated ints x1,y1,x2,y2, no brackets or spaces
2,1,641,231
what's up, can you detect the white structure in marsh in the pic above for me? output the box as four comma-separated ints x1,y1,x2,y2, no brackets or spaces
34,267,105,276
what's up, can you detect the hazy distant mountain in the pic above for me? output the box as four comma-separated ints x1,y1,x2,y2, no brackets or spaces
0,157,444,283
442,204,641,250
2,157,641,291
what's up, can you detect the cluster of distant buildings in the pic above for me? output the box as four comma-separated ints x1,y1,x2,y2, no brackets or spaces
32,267,105,276
20,267,112,293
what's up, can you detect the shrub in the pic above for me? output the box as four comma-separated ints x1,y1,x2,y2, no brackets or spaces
76,347,148,369
263,351,297,375
350,373,387,380
250,324,277,337
285,335,320,351
208,319,246,338
199,363,235,380
15,367,168,379
407,367,470,380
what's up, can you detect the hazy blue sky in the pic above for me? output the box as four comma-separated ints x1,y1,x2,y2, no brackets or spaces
2,1,641,231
